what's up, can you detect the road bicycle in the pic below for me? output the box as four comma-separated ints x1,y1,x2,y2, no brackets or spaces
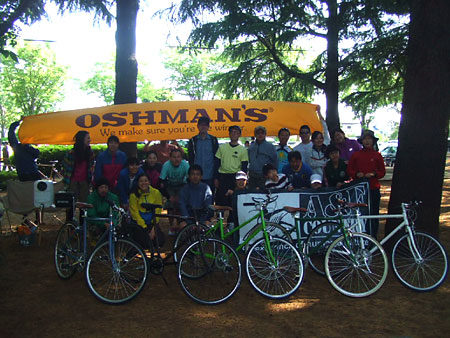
176,194,304,303
350,201,448,292
54,200,149,304
284,200,389,298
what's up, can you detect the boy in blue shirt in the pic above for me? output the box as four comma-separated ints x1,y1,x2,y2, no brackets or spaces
178,164,214,232
159,148,189,234
281,151,312,189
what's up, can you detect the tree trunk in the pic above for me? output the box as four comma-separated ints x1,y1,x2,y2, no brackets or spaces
386,0,450,238
114,0,139,158
325,0,340,132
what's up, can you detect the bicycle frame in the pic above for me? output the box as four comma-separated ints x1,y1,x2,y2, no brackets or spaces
357,203,423,261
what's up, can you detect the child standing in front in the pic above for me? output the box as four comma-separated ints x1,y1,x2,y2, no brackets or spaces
159,148,189,235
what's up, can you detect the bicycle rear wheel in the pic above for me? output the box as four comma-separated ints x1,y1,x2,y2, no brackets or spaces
325,233,388,297
173,222,210,263
246,237,304,299
54,222,81,279
304,222,340,275
392,231,448,291
86,239,148,304
178,237,241,305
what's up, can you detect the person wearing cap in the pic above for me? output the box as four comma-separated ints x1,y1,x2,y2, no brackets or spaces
87,177,120,240
187,116,219,191
215,125,248,207
248,125,278,190
281,151,312,189
324,144,349,188
330,128,362,163
276,128,292,172
293,106,330,164
310,173,323,189
347,129,385,239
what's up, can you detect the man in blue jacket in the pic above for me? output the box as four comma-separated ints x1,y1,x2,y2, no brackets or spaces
8,121,40,181
187,116,219,192
94,135,127,189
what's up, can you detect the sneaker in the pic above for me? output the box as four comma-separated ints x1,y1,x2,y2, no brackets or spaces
168,227,179,236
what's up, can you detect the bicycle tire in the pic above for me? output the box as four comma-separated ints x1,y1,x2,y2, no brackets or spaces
54,222,81,279
178,237,242,305
246,237,304,299
325,232,388,297
392,231,448,291
86,239,149,305
305,222,341,275
173,222,211,263
242,222,292,253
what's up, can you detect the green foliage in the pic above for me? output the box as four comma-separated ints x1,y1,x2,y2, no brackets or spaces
81,59,173,104
0,171,17,190
0,42,67,116
163,47,224,100
173,0,410,127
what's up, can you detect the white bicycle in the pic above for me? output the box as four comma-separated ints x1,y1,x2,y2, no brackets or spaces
325,201,448,294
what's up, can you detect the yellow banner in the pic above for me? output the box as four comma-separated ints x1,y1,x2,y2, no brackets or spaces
18,100,321,144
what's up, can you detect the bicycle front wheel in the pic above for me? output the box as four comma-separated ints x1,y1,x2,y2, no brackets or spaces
325,233,388,297
173,222,211,263
392,231,448,291
54,222,81,279
305,221,340,275
246,237,304,299
178,237,241,305
86,239,149,304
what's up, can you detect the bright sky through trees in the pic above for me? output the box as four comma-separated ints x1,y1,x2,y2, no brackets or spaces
15,2,399,135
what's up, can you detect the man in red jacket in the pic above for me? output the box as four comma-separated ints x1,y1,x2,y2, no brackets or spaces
347,130,386,239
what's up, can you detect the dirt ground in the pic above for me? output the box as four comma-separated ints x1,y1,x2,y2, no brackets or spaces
1,164,449,338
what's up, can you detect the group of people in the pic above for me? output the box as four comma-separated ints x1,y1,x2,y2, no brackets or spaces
8,107,385,247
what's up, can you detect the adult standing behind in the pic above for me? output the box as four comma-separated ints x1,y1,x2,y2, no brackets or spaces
330,128,362,163
187,116,219,191
94,135,127,190
276,128,292,172
247,126,278,190
143,140,184,164
116,157,144,209
8,121,40,181
281,151,312,189
293,106,330,164
308,131,328,179
141,150,162,190
214,125,248,207
347,130,385,239
63,131,94,203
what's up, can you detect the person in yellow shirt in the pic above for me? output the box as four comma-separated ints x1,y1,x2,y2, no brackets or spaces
129,174,164,248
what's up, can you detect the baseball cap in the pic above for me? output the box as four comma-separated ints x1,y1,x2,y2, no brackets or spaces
235,171,248,180
310,174,322,184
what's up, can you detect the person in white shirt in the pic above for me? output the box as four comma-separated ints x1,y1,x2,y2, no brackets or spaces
293,106,330,168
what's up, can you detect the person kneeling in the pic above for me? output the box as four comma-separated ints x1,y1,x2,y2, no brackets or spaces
178,164,214,232
87,177,120,245
129,174,164,249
